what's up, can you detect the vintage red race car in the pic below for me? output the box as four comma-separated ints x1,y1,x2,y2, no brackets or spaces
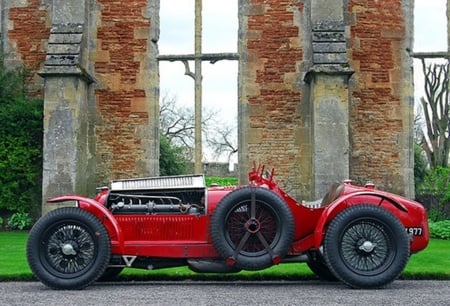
27,164,429,290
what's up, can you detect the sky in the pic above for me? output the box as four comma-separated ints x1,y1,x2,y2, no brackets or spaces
414,0,447,52
159,0,238,122
159,0,238,162
159,0,448,162
413,0,447,107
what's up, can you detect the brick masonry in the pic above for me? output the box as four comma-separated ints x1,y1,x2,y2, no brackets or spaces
239,0,307,198
1,0,415,203
94,0,158,184
348,0,414,196
240,0,414,199
3,0,50,91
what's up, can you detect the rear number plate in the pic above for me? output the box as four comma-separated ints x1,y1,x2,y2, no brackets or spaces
405,227,423,236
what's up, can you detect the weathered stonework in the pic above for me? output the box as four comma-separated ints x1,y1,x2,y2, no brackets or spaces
1,0,416,212
306,0,353,198
41,76,92,213
239,0,306,198
1,0,50,88
38,1,95,213
348,0,415,196
93,0,159,185
307,73,352,198
240,0,414,200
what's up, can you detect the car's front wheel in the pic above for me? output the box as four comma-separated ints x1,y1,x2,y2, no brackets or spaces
27,207,111,289
323,204,410,289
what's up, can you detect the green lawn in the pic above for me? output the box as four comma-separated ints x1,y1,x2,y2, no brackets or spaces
0,232,32,279
402,239,450,279
1,232,449,281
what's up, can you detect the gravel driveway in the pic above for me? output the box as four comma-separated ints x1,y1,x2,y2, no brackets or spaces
2,280,450,305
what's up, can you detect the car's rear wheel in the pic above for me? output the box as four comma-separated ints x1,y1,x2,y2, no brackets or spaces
27,207,111,289
211,187,294,270
306,252,337,281
323,204,410,289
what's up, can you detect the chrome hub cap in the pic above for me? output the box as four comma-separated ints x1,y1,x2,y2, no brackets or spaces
359,240,376,253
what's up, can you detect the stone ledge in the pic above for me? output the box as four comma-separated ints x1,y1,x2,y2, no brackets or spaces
304,65,355,83
39,23,93,83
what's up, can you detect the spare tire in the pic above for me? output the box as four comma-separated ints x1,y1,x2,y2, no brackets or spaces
210,186,294,270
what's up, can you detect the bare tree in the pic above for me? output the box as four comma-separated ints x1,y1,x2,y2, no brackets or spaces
414,102,424,143
159,92,237,162
206,124,238,162
418,59,450,168
160,93,195,148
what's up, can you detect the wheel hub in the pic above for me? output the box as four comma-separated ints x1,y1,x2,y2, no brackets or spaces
245,218,261,233
359,240,376,253
61,242,77,256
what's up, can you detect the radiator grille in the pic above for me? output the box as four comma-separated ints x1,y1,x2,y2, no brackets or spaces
111,174,205,191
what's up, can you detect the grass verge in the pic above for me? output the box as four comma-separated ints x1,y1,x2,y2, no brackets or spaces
1,232,449,281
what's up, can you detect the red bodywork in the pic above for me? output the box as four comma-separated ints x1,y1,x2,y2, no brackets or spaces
47,165,429,260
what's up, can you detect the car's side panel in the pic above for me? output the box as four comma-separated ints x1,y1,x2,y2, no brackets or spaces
312,191,429,253
47,195,125,252
118,242,219,258
47,196,220,258
344,193,429,252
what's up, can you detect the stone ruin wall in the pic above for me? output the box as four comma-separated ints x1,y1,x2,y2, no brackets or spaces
240,0,414,199
1,0,415,209
238,1,307,197
348,0,414,196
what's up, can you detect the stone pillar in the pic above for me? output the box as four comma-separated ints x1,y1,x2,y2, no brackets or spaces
0,0,16,67
305,0,353,198
400,0,415,198
0,1,3,45
448,0,450,53
39,0,94,214
147,0,161,177
237,0,249,185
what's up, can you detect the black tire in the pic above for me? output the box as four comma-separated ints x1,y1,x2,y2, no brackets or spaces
306,252,337,281
27,207,111,290
323,204,410,289
210,186,294,270
97,267,124,281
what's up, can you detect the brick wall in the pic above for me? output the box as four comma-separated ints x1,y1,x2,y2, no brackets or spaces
348,0,412,193
4,0,158,192
94,0,155,183
242,0,413,197
3,0,414,198
241,1,306,196
6,0,50,94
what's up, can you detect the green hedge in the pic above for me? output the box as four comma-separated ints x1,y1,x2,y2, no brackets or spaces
428,220,450,240
0,57,43,219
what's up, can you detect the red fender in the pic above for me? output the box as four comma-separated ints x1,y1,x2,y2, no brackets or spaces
313,191,408,249
47,195,124,253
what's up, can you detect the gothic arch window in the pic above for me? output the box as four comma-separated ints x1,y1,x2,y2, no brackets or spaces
158,0,239,172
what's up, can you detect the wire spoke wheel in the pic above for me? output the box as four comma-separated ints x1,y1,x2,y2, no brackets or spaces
340,220,393,275
324,204,410,289
27,207,111,290
44,223,97,275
